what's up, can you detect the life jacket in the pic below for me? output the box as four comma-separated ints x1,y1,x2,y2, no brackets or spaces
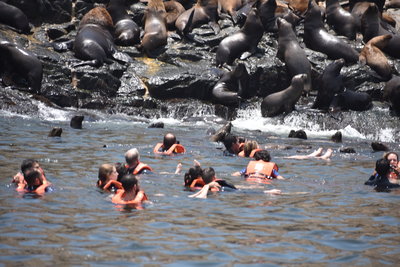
245,160,278,180
389,171,399,180
126,162,153,175
102,180,123,191
112,189,148,205
153,143,186,155
238,148,262,158
190,177,205,188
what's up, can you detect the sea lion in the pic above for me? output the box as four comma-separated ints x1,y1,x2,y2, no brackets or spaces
107,0,140,46
326,0,357,40
385,0,400,8
48,127,63,137
212,63,250,106
175,0,220,35
371,142,389,151
383,76,400,114
277,18,312,92
312,58,345,110
261,74,307,117
216,8,263,66
164,0,186,29
0,1,30,34
287,0,309,15
330,89,372,111
304,1,359,63
74,7,131,67
70,115,84,129
288,129,307,139
210,122,232,142
141,0,168,57
331,131,342,143
218,0,244,24
257,0,299,32
359,34,392,81
361,3,400,59
0,41,42,94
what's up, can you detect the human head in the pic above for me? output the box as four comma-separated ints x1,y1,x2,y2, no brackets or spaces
202,167,216,184
223,134,240,154
24,169,43,186
243,140,259,157
125,148,140,166
98,164,117,186
384,152,399,167
163,133,177,150
184,165,203,186
115,162,127,181
21,159,40,175
120,174,139,192
254,150,271,162
375,158,391,177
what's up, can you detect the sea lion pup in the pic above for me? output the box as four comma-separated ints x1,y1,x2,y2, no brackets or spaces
140,0,168,57
175,0,220,36
325,0,357,40
107,0,140,46
361,3,400,59
277,18,312,93
330,89,372,111
74,7,132,67
383,76,400,114
312,58,345,110
212,63,250,106
359,34,392,81
0,41,42,94
215,8,263,67
304,0,359,63
0,1,31,34
261,74,307,117
164,0,186,30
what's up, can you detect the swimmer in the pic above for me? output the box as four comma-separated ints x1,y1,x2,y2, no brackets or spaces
372,158,400,192
284,147,333,160
189,167,236,198
153,133,186,155
12,159,47,185
97,163,122,191
125,148,153,175
20,169,52,194
112,174,148,208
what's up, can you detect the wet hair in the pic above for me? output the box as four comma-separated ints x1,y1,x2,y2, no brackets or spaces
115,162,127,181
202,167,216,184
125,148,140,166
120,174,138,192
21,159,39,174
243,140,259,157
254,150,271,162
223,134,238,150
184,166,203,186
24,169,42,186
384,152,399,162
163,133,177,150
98,164,114,188
375,158,390,177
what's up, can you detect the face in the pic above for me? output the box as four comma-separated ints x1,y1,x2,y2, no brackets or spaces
387,153,398,167
109,167,118,181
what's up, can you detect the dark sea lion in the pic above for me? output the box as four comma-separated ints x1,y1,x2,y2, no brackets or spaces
383,76,400,114
371,142,389,151
350,1,370,30
331,131,342,143
261,74,307,117
175,0,220,35
330,89,372,111
74,7,131,67
361,3,400,59
304,1,359,63
257,0,279,32
326,0,357,40
212,63,250,106
141,0,168,57
148,121,165,128
107,0,140,46
164,0,186,29
359,34,392,81
312,58,345,110
277,18,312,92
70,115,84,129
210,122,232,142
288,129,307,139
349,0,385,13
0,41,42,94
216,8,263,66
0,1,30,34
48,127,63,137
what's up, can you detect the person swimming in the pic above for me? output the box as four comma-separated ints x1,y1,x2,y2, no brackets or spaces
284,147,333,160
112,174,148,208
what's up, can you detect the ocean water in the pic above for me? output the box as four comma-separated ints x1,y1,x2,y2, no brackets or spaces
0,105,399,266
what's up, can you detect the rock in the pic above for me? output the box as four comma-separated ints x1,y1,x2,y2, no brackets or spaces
340,147,356,153
149,122,164,128
371,142,389,151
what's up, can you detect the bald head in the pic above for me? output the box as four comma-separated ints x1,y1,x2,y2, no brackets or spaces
125,148,140,166
163,133,176,150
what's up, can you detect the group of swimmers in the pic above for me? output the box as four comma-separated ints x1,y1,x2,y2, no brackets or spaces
12,132,400,208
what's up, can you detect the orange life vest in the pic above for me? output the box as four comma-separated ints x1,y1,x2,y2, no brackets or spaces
245,160,278,180
153,143,186,155
190,177,205,188
112,189,148,205
126,162,153,175
102,180,123,191
389,171,399,180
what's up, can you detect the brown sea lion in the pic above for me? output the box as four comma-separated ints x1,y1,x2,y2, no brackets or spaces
385,0,400,8
0,41,42,94
359,34,392,81
175,0,220,35
277,18,312,92
261,74,307,117
0,1,30,34
326,0,357,40
287,0,309,15
107,0,140,46
304,1,358,63
48,127,63,137
164,0,186,29
141,0,168,57
383,76,400,114
216,8,263,66
218,0,243,23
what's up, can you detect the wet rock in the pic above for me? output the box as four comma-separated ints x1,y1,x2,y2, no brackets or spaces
288,130,307,139
371,142,389,151
48,127,62,137
149,122,165,128
340,147,356,153
70,115,84,129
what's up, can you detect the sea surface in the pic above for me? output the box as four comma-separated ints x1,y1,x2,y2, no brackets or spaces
0,104,399,266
